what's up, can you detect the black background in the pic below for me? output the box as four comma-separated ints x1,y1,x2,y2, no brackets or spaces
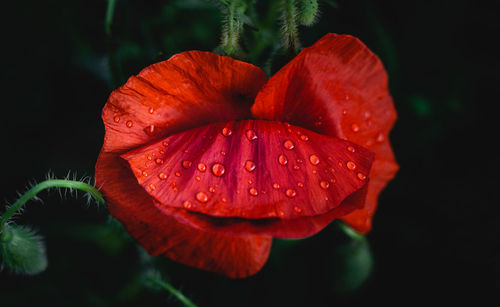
1,0,498,306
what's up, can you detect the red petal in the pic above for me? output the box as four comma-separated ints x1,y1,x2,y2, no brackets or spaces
101,51,267,153
251,33,398,232
95,152,271,278
121,120,374,220
154,185,367,239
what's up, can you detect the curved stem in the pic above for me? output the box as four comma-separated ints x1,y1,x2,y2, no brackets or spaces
282,0,300,52
0,180,105,234
146,276,198,307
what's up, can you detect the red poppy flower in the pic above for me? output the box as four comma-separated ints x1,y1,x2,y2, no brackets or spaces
95,33,398,278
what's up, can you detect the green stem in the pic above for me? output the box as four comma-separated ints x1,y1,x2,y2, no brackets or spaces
222,1,241,55
282,0,300,52
146,276,198,307
0,180,105,234
337,221,366,242
105,0,117,37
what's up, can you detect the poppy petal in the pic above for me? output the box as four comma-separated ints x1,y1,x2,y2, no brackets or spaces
251,33,398,232
101,50,267,153
154,185,367,239
120,120,374,219
95,152,272,278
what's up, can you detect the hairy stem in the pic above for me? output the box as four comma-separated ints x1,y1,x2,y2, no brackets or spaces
146,276,198,307
282,0,301,52
0,180,105,234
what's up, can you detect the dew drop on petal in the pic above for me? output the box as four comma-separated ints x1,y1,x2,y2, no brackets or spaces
222,127,232,136
209,186,216,193
297,182,304,187
347,161,357,170
293,165,300,170
147,125,155,134
126,120,133,128
376,133,385,143
300,135,309,141
196,192,209,203
183,200,193,209
320,181,330,189
162,141,169,147
357,173,367,180
113,116,120,123
246,129,258,141
195,176,201,182
347,146,356,153
158,173,167,180
212,163,226,177
197,163,207,172
249,187,258,196
155,158,164,164
148,183,156,191
182,160,192,169
283,139,295,150
245,160,256,172
351,123,360,132
294,206,302,213
175,171,181,177
142,171,148,177
148,107,154,114
286,189,297,198
278,154,288,166
309,154,320,165
272,183,280,189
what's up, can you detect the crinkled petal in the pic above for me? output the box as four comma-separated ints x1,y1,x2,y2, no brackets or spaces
121,120,374,219
251,33,398,232
95,152,271,278
154,185,367,239
102,51,267,153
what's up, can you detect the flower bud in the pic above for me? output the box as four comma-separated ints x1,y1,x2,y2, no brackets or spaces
297,0,319,26
0,225,48,275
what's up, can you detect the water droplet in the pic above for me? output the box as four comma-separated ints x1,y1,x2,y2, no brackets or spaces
376,133,385,143
309,154,320,165
221,151,226,156
351,123,360,132
148,107,154,114
272,183,280,189
245,160,256,172
182,160,192,169
312,170,317,174
113,115,120,123
246,129,257,141
142,171,148,177
197,163,207,172
158,173,167,180
183,200,193,209
248,179,253,184
357,173,367,180
222,197,228,203
343,109,348,115
320,181,330,189
363,111,371,119
286,189,297,198
155,158,164,164
162,141,169,147
149,183,156,191
300,135,309,141
147,125,155,134
283,139,295,150
195,176,201,182
346,161,357,170
347,146,356,152
293,206,302,213
212,163,226,177
296,159,303,164
249,187,258,196
314,121,322,127
196,192,208,203
293,165,300,170
147,155,153,161
222,127,232,136
278,154,288,166
297,182,304,187
175,171,181,177
126,120,133,128
209,186,216,193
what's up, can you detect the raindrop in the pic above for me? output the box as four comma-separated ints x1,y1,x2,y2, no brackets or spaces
196,192,209,203
347,146,356,153
309,154,320,165
183,200,193,209
142,171,148,177
246,129,257,141
195,176,201,182
249,187,258,196
376,133,385,143
283,140,295,150
158,173,167,180
182,160,192,169
212,163,226,177
300,135,309,141
294,206,302,213
346,161,357,170
297,182,304,187
148,107,154,114
245,160,256,172
175,171,181,177
162,141,169,147
351,123,360,132
148,183,156,191
222,127,233,136
357,173,367,180
320,181,330,189
278,154,288,166
272,183,280,189
286,189,297,198
126,120,133,128
113,116,120,123
209,186,216,193
155,158,164,164
197,163,207,172
147,125,155,134
293,165,300,170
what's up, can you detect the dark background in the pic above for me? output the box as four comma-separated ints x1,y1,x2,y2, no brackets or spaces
1,0,498,306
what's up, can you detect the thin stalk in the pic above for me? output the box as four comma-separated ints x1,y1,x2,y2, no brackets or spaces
0,180,105,234
146,276,198,307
